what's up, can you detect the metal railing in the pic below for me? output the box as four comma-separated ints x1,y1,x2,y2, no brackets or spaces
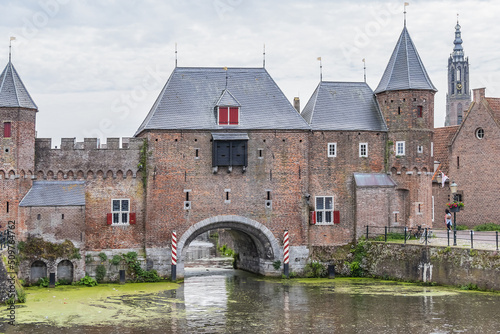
364,225,500,251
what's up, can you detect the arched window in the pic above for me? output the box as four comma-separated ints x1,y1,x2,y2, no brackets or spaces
31,260,47,283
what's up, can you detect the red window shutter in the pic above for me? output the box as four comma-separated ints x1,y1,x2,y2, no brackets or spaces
310,211,316,225
219,107,228,125
229,107,239,125
334,210,340,224
107,213,112,225
4,122,11,138
129,212,136,224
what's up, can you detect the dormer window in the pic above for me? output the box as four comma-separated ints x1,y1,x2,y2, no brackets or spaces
218,107,239,125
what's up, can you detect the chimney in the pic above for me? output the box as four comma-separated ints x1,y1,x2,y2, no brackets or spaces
293,97,300,113
473,87,486,102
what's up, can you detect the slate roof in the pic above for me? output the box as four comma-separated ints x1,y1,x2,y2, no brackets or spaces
135,67,310,135
433,125,459,174
0,61,37,109
301,81,387,131
485,98,500,124
374,27,437,94
19,181,85,207
354,173,396,187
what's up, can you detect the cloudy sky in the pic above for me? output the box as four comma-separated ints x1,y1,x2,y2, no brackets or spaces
1,0,499,146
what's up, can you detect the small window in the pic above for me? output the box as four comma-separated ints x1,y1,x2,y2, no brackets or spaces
359,143,368,157
6,201,9,213
112,199,130,224
417,145,423,154
327,143,337,157
417,106,423,118
397,107,401,115
218,107,239,125
258,148,263,159
475,128,484,139
3,122,11,138
315,196,333,224
37,214,41,220
396,141,405,156
213,140,247,167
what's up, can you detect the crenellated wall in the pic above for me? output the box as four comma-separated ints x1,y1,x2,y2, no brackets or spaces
34,137,143,180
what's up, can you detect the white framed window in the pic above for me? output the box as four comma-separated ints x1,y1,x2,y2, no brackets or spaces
396,141,405,156
315,196,333,224
475,128,484,139
417,145,423,154
218,107,239,126
431,142,434,157
359,143,368,157
327,143,337,157
112,199,130,224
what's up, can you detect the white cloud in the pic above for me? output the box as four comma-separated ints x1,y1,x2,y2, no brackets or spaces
1,0,499,144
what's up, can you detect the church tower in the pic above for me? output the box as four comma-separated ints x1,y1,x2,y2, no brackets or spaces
445,19,471,126
374,21,436,228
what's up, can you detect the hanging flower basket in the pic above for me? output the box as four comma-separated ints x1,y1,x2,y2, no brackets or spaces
447,201,464,212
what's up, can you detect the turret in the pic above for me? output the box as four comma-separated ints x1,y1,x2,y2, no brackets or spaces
0,60,38,174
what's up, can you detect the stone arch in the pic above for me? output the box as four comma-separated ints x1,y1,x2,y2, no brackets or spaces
106,170,113,179
77,170,84,180
413,167,419,175
57,170,64,180
177,215,282,277
19,170,25,178
8,170,15,179
87,170,94,179
37,170,44,180
27,170,33,177
67,170,74,179
136,170,142,180
401,167,407,175
390,167,397,175
421,167,428,173
96,170,104,179
0,170,5,179
116,170,124,179
126,170,133,179
47,170,54,179
57,260,74,283
30,260,47,283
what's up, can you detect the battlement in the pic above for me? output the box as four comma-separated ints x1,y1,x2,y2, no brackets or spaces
35,137,144,150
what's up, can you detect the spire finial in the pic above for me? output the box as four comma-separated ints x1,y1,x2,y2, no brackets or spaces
9,36,15,62
224,66,228,88
362,58,366,83
457,13,459,23
404,2,409,27
263,43,266,68
317,57,322,81
175,43,178,68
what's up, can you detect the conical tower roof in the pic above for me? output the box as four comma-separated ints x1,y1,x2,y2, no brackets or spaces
0,61,37,109
374,26,437,94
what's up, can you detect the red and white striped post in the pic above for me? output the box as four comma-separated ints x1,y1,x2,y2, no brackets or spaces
283,230,289,278
171,230,177,281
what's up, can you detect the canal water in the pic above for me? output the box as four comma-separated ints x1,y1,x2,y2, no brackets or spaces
2,267,500,333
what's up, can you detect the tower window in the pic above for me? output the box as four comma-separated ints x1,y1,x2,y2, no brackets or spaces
417,106,423,118
359,143,368,157
218,107,239,125
398,107,401,115
3,122,11,138
475,128,484,139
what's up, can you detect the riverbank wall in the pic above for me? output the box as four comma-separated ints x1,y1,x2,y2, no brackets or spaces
310,242,500,290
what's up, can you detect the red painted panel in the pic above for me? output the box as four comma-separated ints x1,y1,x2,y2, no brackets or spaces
334,210,340,224
129,212,136,224
310,211,316,225
229,107,239,125
107,213,112,225
3,122,11,138
219,107,228,125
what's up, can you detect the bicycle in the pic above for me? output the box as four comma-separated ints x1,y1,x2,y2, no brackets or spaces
419,229,433,244
406,226,423,241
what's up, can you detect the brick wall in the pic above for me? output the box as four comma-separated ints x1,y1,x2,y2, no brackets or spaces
307,130,387,245
449,94,500,226
142,130,310,250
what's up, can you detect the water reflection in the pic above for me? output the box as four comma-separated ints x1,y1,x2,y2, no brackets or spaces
2,269,500,333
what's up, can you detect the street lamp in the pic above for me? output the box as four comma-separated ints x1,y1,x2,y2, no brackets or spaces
450,181,458,246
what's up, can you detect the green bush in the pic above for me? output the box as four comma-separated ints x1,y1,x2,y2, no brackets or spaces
111,255,122,265
37,277,49,288
85,254,93,264
95,264,106,282
78,275,98,287
272,260,281,270
474,223,500,232
304,261,327,278
57,278,71,285
456,225,468,231
98,252,108,262
16,288,26,303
